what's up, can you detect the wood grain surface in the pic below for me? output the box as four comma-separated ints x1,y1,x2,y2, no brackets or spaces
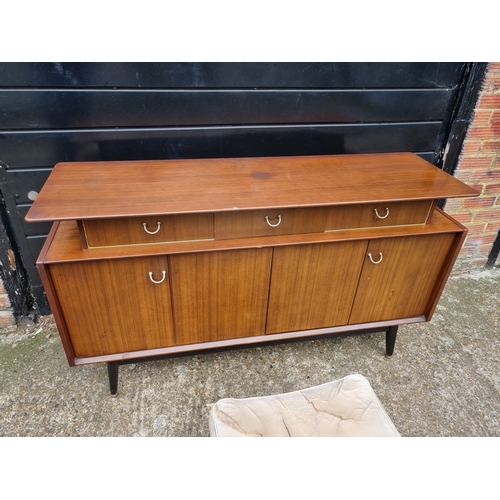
214,207,331,239
324,200,433,230
266,241,368,334
49,256,175,357
26,153,478,222
348,233,456,324
84,213,214,247
41,209,464,264
169,248,272,344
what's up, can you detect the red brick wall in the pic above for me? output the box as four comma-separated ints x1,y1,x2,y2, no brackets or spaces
0,277,16,333
444,62,500,272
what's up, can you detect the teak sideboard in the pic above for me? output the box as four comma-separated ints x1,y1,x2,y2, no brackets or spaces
26,153,478,395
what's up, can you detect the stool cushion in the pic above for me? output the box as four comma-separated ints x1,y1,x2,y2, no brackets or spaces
208,374,400,437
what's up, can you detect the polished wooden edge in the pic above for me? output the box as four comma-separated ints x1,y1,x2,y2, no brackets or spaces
26,196,479,223
72,316,426,366
423,207,468,320
36,262,76,366
425,229,468,321
87,237,215,250
51,152,427,169
425,200,438,224
76,220,89,249
25,152,479,223
40,210,465,264
345,241,370,325
167,255,179,346
36,221,76,365
36,221,59,265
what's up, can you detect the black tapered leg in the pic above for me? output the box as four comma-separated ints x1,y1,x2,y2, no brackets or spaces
108,362,119,396
385,325,398,358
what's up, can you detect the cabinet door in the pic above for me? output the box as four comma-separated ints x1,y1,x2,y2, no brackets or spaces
266,241,368,334
349,233,456,325
169,248,273,344
49,256,175,357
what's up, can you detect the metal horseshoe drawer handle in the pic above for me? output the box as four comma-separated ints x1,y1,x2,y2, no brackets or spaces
265,215,282,227
374,207,390,219
149,271,166,284
368,252,383,264
143,222,161,234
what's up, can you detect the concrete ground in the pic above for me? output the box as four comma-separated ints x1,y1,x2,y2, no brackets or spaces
1,268,499,437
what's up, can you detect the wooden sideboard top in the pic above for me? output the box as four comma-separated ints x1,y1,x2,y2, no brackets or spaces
26,152,479,222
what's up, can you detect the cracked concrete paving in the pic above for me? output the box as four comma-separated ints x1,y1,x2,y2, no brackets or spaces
0,268,499,437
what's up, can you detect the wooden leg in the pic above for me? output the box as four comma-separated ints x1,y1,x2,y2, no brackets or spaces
108,361,119,397
385,325,398,358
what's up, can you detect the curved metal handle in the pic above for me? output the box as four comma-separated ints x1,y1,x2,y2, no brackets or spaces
149,271,166,284
143,222,161,235
374,207,390,219
265,215,282,227
368,252,383,264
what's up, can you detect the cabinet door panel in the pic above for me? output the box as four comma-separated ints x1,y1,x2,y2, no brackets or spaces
349,233,455,325
266,241,368,334
49,256,175,357
170,248,273,344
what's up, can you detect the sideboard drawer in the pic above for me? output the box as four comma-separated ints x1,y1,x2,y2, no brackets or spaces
325,200,433,231
214,207,331,239
214,200,433,239
83,213,214,247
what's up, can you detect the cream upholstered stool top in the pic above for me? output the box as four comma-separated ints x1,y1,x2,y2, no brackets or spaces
209,373,400,437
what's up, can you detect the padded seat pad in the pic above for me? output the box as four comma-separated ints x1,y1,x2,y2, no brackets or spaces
209,374,400,437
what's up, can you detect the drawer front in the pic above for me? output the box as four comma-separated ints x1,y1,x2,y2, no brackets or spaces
83,213,214,247
214,207,330,239
325,200,433,231
214,200,433,240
